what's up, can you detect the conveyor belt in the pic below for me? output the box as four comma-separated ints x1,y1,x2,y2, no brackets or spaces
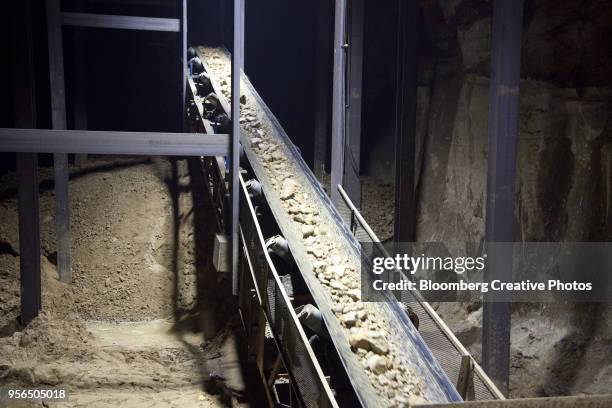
197,47,463,406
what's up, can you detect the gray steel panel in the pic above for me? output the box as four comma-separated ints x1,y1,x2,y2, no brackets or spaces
230,0,244,295
62,12,180,31
0,129,229,156
47,0,71,283
330,0,347,207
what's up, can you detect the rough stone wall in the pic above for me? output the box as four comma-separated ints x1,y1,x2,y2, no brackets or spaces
409,0,612,397
417,75,612,246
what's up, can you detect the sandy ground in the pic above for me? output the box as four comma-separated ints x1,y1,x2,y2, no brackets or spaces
0,157,261,407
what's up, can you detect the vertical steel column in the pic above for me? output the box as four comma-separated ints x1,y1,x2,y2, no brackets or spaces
12,0,41,325
47,0,71,283
393,0,418,243
231,0,244,295
73,26,88,166
482,0,524,396
181,0,187,130
330,0,347,206
312,0,331,180
344,0,364,208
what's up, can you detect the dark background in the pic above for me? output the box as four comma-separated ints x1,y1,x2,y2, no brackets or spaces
2,0,402,176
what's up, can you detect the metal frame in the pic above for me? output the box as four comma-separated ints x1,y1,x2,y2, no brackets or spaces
337,184,505,401
11,0,41,326
482,0,525,396
44,0,190,285
239,175,338,407
0,129,229,156
330,0,347,206
62,12,180,31
231,0,244,294
181,0,188,130
393,0,418,243
1,128,229,324
312,0,332,180
47,0,71,283
343,0,365,208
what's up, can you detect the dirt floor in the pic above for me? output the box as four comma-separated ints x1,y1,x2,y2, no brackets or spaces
0,157,261,407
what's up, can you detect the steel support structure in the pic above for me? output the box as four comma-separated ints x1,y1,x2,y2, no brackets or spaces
344,0,364,208
47,0,71,283
482,0,524,396
73,8,88,166
45,0,188,283
181,0,187,131
330,0,347,206
73,27,88,166
11,0,41,326
0,128,229,326
393,0,418,243
62,12,180,31
0,129,229,156
231,0,245,294
313,0,332,180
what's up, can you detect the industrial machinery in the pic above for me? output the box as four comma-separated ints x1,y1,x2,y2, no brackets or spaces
187,46,502,407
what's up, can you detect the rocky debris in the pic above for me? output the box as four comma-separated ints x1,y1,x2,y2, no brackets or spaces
349,329,389,355
368,355,389,374
340,311,359,328
250,137,262,149
200,46,427,406
330,280,347,291
329,264,345,278
280,178,297,200
302,225,315,238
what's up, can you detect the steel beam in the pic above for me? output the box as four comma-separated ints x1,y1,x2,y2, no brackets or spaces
73,23,88,166
0,129,230,156
482,0,524,396
330,0,347,206
344,0,365,208
423,394,612,408
47,0,71,283
393,0,418,243
181,0,187,130
62,12,180,32
231,0,245,295
312,0,332,179
12,0,41,326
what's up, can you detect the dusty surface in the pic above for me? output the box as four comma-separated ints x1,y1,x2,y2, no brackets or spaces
0,157,258,407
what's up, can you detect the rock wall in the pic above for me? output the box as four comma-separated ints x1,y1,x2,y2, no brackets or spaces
389,0,612,398
417,75,612,246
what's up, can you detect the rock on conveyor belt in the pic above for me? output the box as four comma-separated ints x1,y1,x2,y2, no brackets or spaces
199,47,456,407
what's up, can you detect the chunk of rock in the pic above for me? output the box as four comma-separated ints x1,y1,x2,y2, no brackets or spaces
331,304,345,314
348,330,389,355
347,289,361,301
330,280,347,291
313,260,327,274
368,355,388,374
280,179,297,200
340,311,358,327
250,137,262,148
330,264,345,278
302,225,315,238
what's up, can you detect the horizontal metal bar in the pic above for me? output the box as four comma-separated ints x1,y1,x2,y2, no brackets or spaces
62,12,180,32
0,128,229,156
